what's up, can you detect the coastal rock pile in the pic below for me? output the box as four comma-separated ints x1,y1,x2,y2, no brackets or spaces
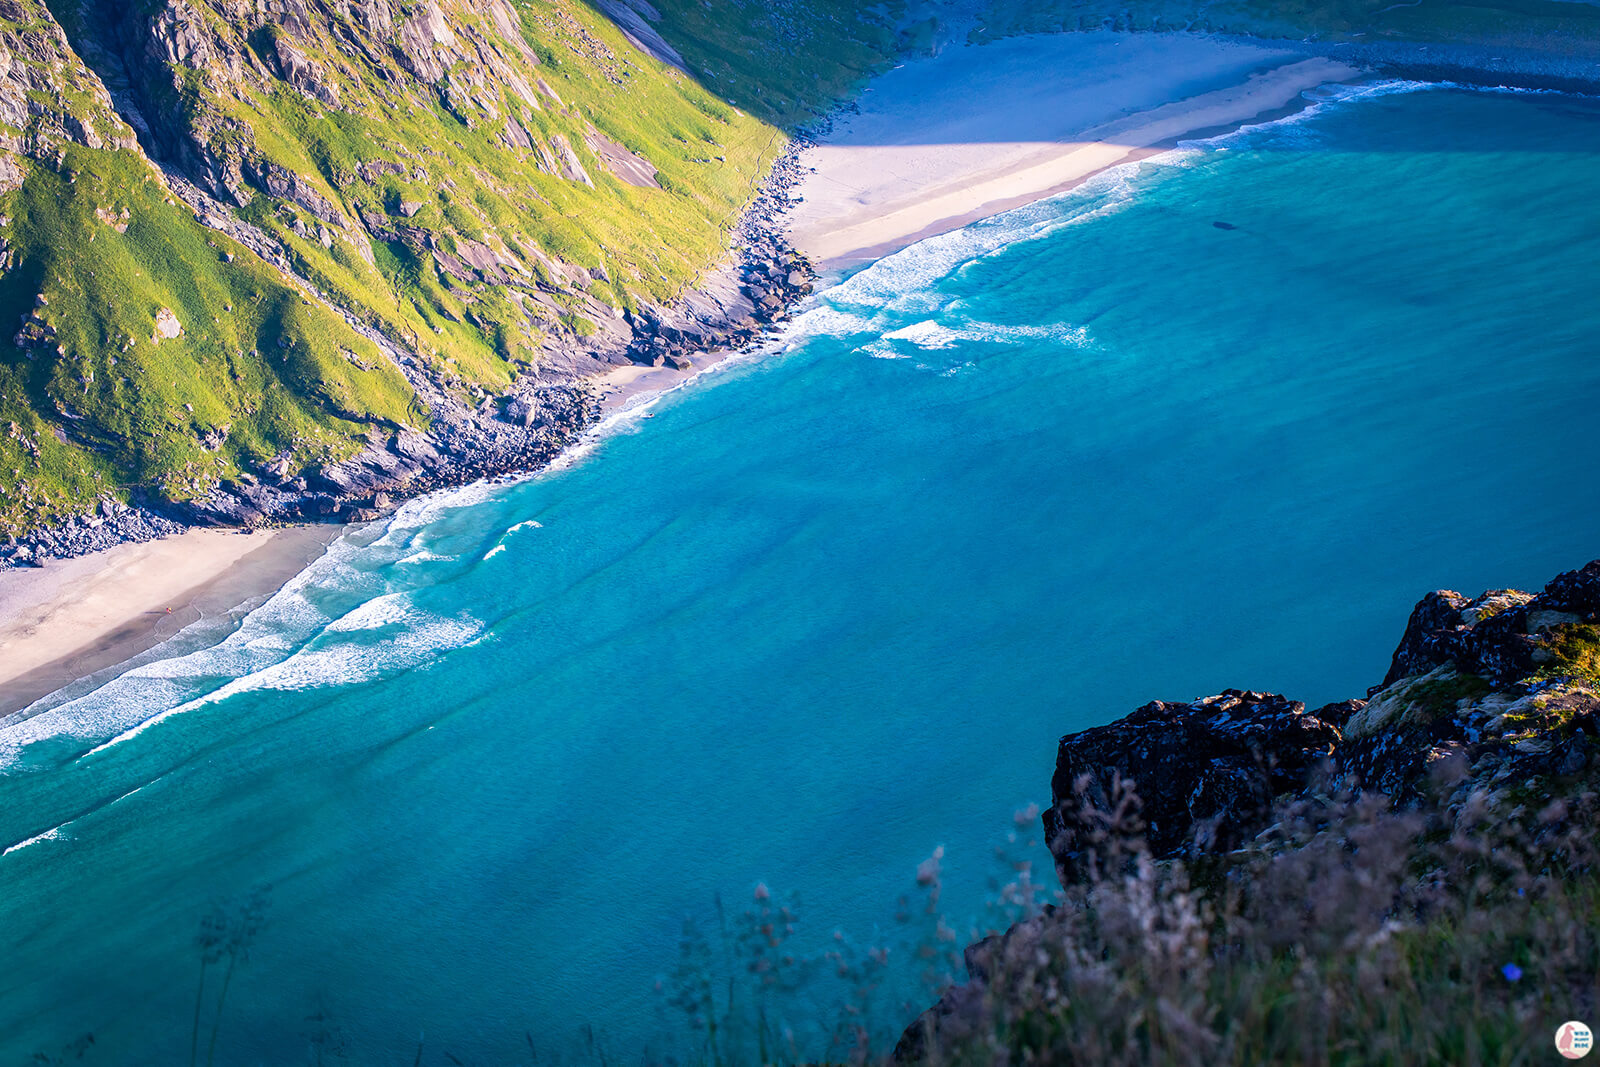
897,558,1600,1063
0,502,183,565
162,380,600,529
621,145,817,372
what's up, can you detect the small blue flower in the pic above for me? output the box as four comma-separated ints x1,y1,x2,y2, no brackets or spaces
1501,963,1523,982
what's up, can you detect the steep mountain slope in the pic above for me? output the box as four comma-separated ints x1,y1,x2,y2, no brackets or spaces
0,0,903,543
0,0,421,537
625,0,909,126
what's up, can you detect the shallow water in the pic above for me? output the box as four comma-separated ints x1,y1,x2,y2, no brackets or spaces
3,82,1599,1063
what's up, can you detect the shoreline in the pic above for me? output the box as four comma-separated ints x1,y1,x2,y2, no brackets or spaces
0,332,787,714
785,36,1362,270
784,30,1600,274
0,524,341,716
2,27,1592,711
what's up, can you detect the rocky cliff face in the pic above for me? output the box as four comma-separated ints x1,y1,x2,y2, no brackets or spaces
0,0,874,552
1041,559,1600,885
897,558,1600,1061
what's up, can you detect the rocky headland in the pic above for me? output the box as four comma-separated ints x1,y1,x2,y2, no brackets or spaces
0,0,836,568
896,558,1600,1062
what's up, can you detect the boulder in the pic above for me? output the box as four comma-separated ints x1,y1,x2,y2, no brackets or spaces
1544,560,1600,615
152,307,182,341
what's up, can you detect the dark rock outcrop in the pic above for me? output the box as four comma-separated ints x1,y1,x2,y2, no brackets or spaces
1544,559,1600,615
900,560,1600,1062
1382,588,1474,687
1039,561,1600,883
1042,691,1341,885
1378,586,1547,689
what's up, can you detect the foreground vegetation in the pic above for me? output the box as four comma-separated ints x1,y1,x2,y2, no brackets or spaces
893,777,1600,1065
28,773,1591,1065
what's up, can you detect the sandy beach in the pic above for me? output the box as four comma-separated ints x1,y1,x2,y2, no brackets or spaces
0,525,340,715
0,354,756,714
787,34,1362,270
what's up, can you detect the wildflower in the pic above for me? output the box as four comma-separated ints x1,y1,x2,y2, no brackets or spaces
1501,962,1523,982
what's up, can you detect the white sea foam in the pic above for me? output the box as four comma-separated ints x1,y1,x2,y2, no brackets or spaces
73,604,483,760
0,534,484,770
397,550,455,565
385,479,509,533
483,544,507,560
863,316,1096,360
2,825,67,856
790,157,1166,353
322,591,436,633
1174,77,1561,153
883,320,964,350
965,321,1094,348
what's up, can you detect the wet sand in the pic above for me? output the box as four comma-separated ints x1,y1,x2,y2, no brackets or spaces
0,525,341,716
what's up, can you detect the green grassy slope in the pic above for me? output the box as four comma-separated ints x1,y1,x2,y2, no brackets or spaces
19,0,1586,541
0,0,907,539
0,2,418,533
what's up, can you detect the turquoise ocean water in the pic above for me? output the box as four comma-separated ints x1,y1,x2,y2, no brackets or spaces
3,82,1600,1063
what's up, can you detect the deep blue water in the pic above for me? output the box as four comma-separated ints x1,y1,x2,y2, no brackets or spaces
3,82,1599,1064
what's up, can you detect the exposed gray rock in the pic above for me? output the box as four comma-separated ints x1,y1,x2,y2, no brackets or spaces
590,0,687,73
